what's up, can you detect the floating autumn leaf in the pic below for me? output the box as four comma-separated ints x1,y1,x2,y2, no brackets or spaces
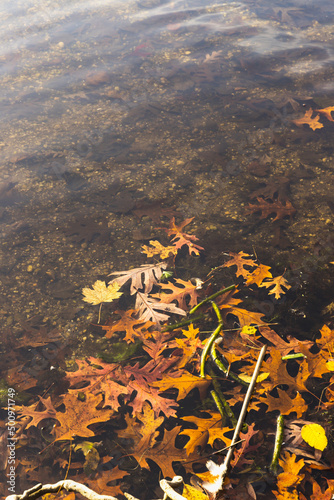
301,423,327,451
82,280,122,305
259,275,291,299
315,106,334,122
245,263,272,287
142,240,177,259
240,325,257,335
292,108,324,130
223,251,257,278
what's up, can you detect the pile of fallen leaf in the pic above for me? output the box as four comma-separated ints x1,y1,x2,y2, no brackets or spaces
6,219,334,499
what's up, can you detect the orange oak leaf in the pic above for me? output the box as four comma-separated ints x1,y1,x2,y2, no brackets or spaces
164,217,204,256
65,357,129,411
274,451,304,499
297,324,334,379
151,370,211,401
173,324,203,368
223,306,266,328
17,396,57,428
101,309,155,342
141,240,178,259
263,348,309,394
246,198,296,221
259,275,291,299
259,326,313,357
315,106,334,122
259,388,307,418
180,412,233,455
154,279,200,310
117,405,187,476
291,108,324,130
245,263,272,287
54,392,114,441
223,251,257,278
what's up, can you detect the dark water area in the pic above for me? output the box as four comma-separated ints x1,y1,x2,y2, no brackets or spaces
1,0,334,497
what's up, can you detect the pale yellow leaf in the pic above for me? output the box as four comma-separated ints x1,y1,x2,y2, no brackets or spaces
82,280,123,305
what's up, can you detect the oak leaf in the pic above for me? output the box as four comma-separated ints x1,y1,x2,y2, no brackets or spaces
82,280,122,305
180,412,233,455
109,262,167,294
263,348,309,394
154,279,200,311
135,289,186,328
17,396,57,428
151,371,211,401
164,217,204,256
259,326,313,357
275,451,304,496
292,108,324,130
315,106,334,122
173,324,203,367
223,251,257,278
101,309,155,342
123,403,187,476
245,197,296,221
245,263,272,287
141,240,177,259
259,275,291,299
259,388,307,417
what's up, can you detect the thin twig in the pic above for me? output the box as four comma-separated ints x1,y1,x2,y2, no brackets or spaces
6,480,118,500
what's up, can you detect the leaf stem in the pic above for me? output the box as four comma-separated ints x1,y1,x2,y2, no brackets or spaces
211,342,249,387
200,324,222,378
162,314,204,332
270,413,284,475
189,284,236,315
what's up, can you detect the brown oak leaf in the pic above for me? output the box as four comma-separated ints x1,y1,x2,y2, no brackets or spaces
259,388,307,418
245,197,296,221
259,275,291,299
223,251,257,278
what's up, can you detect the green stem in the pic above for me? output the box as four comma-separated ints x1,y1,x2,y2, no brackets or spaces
270,413,284,475
211,342,249,387
189,285,236,315
162,314,204,332
281,353,305,361
200,325,222,378
211,300,223,325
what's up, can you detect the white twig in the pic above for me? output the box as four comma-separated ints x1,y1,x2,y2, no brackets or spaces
6,480,119,500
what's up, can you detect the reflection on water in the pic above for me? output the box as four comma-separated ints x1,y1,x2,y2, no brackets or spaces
0,0,334,495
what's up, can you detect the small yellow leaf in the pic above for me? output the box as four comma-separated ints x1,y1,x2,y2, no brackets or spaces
82,280,123,305
241,325,257,335
238,372,269,383
301,423,327,451
182,483,209,500
326,359,334,371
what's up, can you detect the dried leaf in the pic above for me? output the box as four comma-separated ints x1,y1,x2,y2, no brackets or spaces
109,262,167,294
223,251,257,278
141,240,178,259
135,290,186,328
259,275,291,299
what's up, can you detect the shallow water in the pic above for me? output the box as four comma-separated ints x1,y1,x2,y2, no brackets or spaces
0,0,334,495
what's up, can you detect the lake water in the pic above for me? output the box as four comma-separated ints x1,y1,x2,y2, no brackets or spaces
1,0,334,496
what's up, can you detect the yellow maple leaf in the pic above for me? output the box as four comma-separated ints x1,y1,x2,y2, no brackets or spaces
301,423,327,451
238,372,269,383
82,280,122,305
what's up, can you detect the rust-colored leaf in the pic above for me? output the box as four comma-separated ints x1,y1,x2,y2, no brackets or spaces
292,108,323,130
